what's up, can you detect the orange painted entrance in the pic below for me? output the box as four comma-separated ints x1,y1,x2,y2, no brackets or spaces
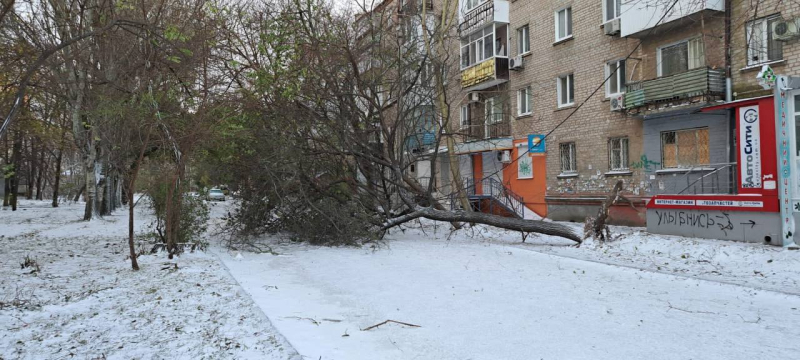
501,139,547,217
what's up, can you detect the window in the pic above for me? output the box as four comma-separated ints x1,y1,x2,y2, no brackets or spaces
604,0,621,22
605,60,626,96
485,96,502,124
517,25,530,54
464,0,485,12
560,142,577,173
660,128,710,168
746,15,783,66
555,7,573,42
460,104,470,128
557,74,574,107
460,25,495,69
517,86,531,115
608,137,629,171
657,38,704,77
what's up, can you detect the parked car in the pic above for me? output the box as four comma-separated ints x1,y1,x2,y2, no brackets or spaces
207,188,226,201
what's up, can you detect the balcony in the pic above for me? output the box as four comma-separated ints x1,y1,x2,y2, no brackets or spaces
620,0,723,38
624,67,725,109
459,120,510,140
461,57,509,91
458,0,509,37
398,0,433,14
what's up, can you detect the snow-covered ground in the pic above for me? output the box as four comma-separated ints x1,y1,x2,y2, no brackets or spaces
213,211,800,359
0,199,297,360
4,199,800,359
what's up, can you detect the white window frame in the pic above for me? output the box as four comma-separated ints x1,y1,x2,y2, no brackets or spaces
656,37,704,77
605,59,626,97
603,0,621,23
560,142,577,174
554,7,573,42
464,0,487,13
460,25,495,70
460,104,470,128
517,25,530,55
517,86,531,116
608,137,629,171
746,15,783,66
485,96,502,124
557,73,574,108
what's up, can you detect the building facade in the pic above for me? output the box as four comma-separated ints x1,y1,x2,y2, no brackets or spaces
443,0,740,225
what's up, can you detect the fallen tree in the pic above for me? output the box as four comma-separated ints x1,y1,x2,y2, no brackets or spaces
384,207,582,244
584,180,624,242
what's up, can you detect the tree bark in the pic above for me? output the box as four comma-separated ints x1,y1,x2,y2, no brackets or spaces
10,130,21,211
52,150,62,207
125,124,153,271
384,207,581,243
73,184,85,202
83,153,95,220
26,138,35,199
35,145,45,200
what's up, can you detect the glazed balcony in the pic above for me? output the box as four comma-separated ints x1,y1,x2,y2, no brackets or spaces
620,0,724,38
458,0,509,36
624,67,726,109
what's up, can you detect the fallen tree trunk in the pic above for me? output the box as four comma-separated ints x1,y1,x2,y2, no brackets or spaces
384,207,581,243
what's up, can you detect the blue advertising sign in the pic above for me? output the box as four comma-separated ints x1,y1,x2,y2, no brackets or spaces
528,134,546,154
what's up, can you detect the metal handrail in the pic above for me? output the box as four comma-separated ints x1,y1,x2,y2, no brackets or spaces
675,162,737,195
449,177,525,218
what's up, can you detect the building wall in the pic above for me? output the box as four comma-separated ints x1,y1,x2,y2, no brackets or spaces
501,139,548,217
635,12,727,81
731,0,800,99
641,109,733,195
508,0,645,201
444,0,731,225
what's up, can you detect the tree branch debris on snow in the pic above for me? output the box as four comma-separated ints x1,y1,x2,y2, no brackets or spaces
361,320,421,331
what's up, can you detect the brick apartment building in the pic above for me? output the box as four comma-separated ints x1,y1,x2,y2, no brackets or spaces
358,0,800,228
730,0,800,99
441,0,734,225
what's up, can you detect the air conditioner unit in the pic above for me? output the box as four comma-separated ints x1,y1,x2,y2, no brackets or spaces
603,18,621,36
773,18,799,41
509,55,524,70
469,92,480,102
610,94,625,111
499,150,512,163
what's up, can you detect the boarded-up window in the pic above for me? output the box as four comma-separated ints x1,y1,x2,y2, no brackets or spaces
661,128,710,168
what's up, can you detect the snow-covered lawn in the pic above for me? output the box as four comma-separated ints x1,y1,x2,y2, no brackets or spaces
0,200,297,360
217,220,800,360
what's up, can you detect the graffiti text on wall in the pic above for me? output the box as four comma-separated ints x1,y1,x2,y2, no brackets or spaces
631,155,660,172
654,210,735,235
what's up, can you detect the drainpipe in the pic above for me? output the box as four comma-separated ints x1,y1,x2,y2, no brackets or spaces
724,0,735,192
724,0,733,102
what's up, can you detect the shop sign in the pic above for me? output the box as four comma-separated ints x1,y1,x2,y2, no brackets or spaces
739,105,762,188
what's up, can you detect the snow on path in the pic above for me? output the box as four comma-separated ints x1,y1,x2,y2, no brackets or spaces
218,230,800,360
1,199,298,360
475,224,800,296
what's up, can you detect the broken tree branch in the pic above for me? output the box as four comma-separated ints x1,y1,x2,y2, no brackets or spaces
383,207,581,243
361,320,421,331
